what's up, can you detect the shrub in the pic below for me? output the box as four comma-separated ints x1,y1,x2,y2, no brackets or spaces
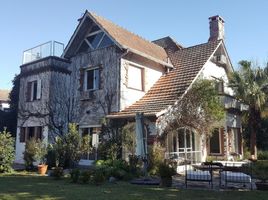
70,168,80,183
23,138,38,170
148,143,165,175
80,170,92,184
51,167,64,179
92,168,106,185
0,129,15,173
258,151,268,160
252,161,268,182
158,162,176,178
34,140,47,165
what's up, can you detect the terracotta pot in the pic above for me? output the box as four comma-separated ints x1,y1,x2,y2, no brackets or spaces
38,164,48,175
256,182,268,190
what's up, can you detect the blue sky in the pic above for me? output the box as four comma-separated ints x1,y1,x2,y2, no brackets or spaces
1,0,268,89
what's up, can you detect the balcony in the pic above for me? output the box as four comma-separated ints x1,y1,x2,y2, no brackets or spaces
22,41,64,64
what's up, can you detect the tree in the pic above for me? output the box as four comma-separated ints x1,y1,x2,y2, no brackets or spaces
0,74,20,137
0,128,15,173
229,60,268,159
159,79,225,135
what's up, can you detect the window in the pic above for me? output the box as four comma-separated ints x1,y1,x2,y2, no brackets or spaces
26,80,41,101
215,80,224,94
77,24,114,53
80,127,100,160
228,128,242,154
84,68,100,91
20,126,43,143
209,128,221,154
127,65,144,91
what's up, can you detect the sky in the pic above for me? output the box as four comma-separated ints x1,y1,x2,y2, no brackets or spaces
1,0,268,90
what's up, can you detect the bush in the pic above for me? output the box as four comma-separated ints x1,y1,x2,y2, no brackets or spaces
158,162,176,178
0,129,15,173
51,167,64,179
92,168,106,185
258,151,268,160
80,170,92,184
148,143,165,175
70,168,80,183
23,138,38,170
252,161,268,182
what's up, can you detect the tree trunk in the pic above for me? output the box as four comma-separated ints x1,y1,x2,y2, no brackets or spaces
250,128,257,160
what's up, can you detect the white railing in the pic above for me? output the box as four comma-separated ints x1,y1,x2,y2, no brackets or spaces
22,41,64,64
165,150,202,165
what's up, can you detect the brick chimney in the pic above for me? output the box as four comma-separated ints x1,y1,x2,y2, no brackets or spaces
208,15,225,41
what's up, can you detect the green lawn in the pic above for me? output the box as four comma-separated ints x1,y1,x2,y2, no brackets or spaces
0,173,268,200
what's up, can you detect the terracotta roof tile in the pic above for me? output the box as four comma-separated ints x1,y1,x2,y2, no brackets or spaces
111,40,221,117
89,12,168,62
0,89,10,101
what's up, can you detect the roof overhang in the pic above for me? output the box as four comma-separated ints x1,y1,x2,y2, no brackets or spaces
106,112,156,119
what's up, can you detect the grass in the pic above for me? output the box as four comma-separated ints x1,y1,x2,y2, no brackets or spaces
0,172,268,200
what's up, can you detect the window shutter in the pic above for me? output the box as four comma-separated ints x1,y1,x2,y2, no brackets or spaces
26,82,31,101
79,69,85,91
99,67,103,89
220,128,225,155
36,80,42,99
237,129,242,154
20,127,26,143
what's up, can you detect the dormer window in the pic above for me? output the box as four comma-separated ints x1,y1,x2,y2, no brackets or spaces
77,25,113,53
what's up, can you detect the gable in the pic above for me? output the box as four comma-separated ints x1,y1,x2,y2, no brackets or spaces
64,13,116,58
64,11,169,65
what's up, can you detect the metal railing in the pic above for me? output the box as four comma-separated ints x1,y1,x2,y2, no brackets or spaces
22,41,64,64
165,150,202,165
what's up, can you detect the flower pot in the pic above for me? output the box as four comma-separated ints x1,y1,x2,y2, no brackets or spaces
160,177,172,187
38,164,48,176
256,182,268,190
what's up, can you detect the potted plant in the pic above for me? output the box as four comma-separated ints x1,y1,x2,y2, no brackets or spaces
34,140,48,175
252,161,268,190
158,162,176,187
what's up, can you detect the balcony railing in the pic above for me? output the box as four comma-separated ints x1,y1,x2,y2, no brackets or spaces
22,41,64,64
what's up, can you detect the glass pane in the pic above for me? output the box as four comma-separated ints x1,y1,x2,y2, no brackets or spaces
77,41,90,53
128,65,142,90
210,129,220,153
33,81,38,100
178,129,185,150
87,32,104,49
90,24,100,33
86,70,94,90
98,35,113,48
94,69,100,89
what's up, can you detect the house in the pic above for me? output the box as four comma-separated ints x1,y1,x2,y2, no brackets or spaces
15,11,243,165
0,89,10,112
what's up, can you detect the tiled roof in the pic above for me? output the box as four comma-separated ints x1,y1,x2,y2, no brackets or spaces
0,89,10,101
89,12,168,62
111,40,221,117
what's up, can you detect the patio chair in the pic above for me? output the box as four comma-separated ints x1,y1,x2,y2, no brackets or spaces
185,163,213,189
219,162,252,190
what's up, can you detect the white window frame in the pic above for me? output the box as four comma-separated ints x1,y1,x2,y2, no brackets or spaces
84,67,100,91
27,79,41,101
127,64,144,91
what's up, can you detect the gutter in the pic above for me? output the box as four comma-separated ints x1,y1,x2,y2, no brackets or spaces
106,112,156,119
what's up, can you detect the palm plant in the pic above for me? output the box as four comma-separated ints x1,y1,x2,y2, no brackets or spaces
229,60,268,159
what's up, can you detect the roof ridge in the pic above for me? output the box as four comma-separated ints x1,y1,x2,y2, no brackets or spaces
88,11,167,53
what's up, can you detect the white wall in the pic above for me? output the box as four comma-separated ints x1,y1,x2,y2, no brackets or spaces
200,61,234,96
120,58,164,110
15,125,49,164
